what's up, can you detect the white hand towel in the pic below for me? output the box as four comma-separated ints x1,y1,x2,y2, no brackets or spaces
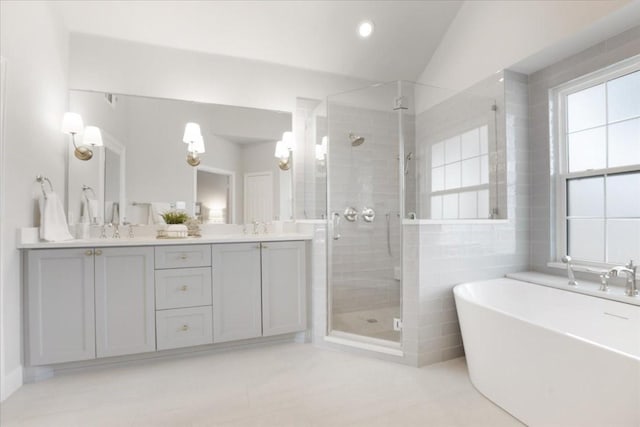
39,193,74,242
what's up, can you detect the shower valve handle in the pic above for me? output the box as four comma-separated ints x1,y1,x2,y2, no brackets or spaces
344,207,358,222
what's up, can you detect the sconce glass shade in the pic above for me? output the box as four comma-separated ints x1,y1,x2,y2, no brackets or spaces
82,126,103,147
315,136,328,160
61,112,84,135
189,133,205,154
185,127,205,167
274,140,289,159
281,131,294,151
183,122,202,144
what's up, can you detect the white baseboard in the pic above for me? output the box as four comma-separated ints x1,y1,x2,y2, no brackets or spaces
1,365,23,401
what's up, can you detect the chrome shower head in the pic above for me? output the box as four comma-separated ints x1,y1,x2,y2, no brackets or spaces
349,133,365,146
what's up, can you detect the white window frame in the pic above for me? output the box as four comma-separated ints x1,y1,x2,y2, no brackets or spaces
551,55,640,268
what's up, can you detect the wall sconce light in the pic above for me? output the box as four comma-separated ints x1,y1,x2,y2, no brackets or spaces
315,136,328,161
183,122,205,166
61,112,103,160
275,131,294,171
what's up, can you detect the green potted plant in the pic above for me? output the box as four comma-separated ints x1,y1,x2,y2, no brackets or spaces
159,210,189,238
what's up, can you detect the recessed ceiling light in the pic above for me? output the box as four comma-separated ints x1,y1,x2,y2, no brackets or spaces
358,20,374,38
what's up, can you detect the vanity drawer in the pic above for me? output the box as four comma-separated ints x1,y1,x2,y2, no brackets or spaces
155,245,211,269
156,306,213,350
155,267,212,310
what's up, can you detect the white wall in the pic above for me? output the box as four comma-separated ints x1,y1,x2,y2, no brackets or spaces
69,34,373,113
418,0,631,91
0,1,69,400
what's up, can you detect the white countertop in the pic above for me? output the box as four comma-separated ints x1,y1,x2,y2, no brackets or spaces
18,233,313,249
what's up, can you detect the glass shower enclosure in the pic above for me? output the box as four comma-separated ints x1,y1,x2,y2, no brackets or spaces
326,82,410,345
322,79,500,347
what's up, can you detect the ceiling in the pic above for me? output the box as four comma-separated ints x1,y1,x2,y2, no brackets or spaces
51,0,462,82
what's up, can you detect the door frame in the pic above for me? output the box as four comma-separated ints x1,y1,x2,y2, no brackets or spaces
193,166,236,224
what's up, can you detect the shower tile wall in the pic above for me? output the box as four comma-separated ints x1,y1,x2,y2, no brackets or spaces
528,26,640,274
403,71,531,366
328,103,402,341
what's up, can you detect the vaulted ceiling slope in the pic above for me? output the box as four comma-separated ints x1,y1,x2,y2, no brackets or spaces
51,0,462,82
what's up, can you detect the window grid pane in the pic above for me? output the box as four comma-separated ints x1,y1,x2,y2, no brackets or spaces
563,66,640,264
430,125,492,219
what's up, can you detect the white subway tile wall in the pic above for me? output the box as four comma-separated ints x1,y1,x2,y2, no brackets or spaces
528,25,640,273
403,71,531,366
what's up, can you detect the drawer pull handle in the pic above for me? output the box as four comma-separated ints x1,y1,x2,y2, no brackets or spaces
179,254,188,260
85,250,93,256
179,285,188,292
180,324,189,332
95,249,103,256
262,244,268,249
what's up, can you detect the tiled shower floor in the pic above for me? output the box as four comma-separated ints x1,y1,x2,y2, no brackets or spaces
332,306,401,342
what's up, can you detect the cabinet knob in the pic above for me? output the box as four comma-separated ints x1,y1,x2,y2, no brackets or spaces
262,244,268,249
85,250,93,256
95,249,103,256
179,254,188,260
179,285,188,292
180,324,189,332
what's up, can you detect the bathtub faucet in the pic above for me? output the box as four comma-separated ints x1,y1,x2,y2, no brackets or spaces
606,260,637,297
561,255,578,287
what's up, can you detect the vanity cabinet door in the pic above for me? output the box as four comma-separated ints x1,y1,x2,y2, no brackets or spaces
94,246,155,357
26,249,96,365
261,241,306,336
212,243,262,343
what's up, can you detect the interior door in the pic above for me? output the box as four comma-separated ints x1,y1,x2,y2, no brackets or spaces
244,171,273,223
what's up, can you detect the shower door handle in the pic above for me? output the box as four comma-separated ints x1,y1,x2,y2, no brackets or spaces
332,212,341,240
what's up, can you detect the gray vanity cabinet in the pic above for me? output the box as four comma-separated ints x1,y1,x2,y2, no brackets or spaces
94,247,155,357
25,239,306,367
212,243,263,343
261,241,306,336
212,241,306,343
26,246,155,365
26,249,96,365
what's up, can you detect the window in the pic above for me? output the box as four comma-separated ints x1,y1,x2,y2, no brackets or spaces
430,125,490,219
554,56,640,266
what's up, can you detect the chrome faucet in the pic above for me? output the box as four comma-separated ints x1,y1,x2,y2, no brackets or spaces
561,255,578,287
606,260,638,297
112,224,120,239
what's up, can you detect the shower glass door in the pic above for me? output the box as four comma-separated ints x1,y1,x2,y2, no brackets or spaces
327,82,406,345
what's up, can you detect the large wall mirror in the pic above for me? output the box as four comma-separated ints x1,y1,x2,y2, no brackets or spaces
67,90,293,225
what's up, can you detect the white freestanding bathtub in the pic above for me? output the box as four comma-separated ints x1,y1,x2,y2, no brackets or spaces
454,277,640,427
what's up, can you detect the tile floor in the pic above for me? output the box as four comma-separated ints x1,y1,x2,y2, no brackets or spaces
0,343,522,427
